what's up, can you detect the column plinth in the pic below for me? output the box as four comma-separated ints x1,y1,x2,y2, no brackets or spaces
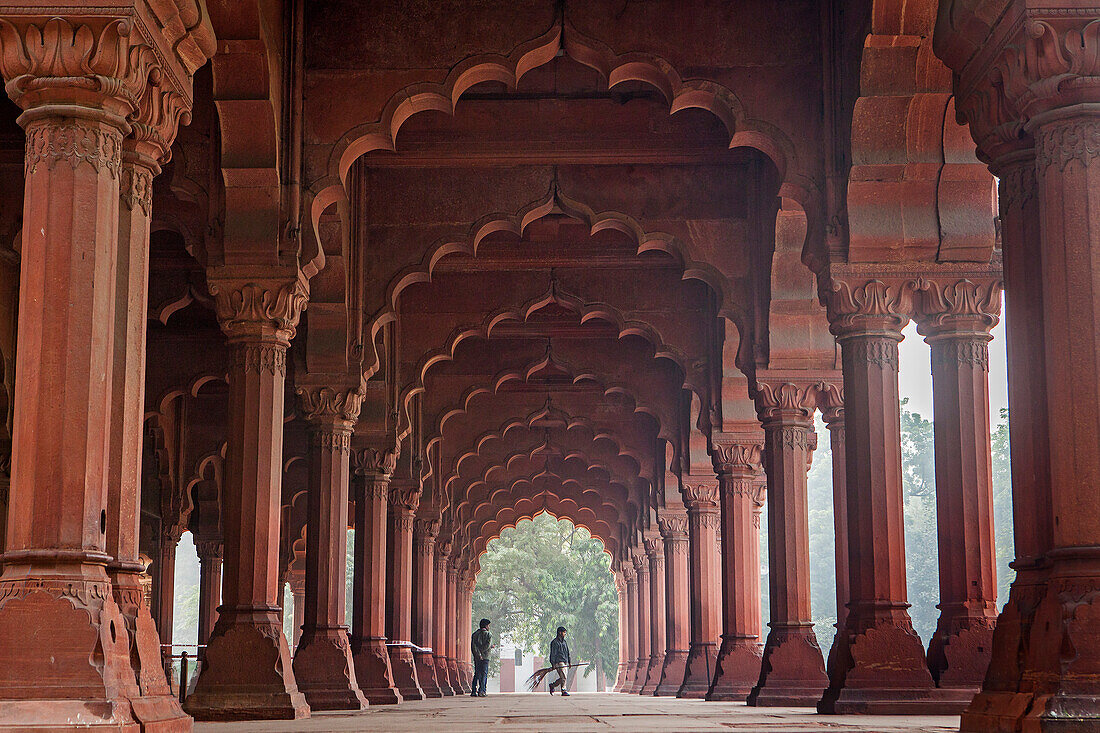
654,511,690,696
678,483,720,698
349,462,401,705
385,482,425,701
292,395,368,711
187,279,310,721
748,390,827,707
640,537,666,695
820,285,969,714
707,435,765,701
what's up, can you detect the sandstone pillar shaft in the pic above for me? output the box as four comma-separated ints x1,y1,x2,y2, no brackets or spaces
614,577,628,692
629,554,651,693
350,462,401,705
679,483,721,698
289,571,305,651
708,436,765,701
292,390,368,711
749,382,827,707
622,565,638,691
187,277,310,720
960,150,1054,731
654,511,690,696
914,287,1001,691
152,529,180,655
446,560,462,692
640,538,666,695
385,482,424,700
822,408,849,681
196,539,223,651
433,542,456,695
412,518,442,697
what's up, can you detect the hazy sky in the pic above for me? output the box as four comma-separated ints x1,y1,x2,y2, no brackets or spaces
897,298,1008,425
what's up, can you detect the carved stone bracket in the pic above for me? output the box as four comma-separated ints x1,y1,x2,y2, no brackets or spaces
208,276,309,344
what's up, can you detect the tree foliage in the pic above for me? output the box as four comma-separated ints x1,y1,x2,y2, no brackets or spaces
471,512,619,684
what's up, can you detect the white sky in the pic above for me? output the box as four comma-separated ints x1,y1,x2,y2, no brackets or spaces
897,295,1008,424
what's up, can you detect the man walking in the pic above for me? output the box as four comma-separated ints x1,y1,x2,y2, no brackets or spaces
547,626,571,696
470,618,492,697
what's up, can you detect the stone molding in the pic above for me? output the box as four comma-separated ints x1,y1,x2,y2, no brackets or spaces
209,278,309,344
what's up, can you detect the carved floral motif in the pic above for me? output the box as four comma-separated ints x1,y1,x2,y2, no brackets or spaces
1037,118,1100,172
120,160,154,213
230,342,286,377
297,386,365,424
824,278,909,335
682,482,720,508
210,280,309,342
711,438,763,474
24,120,122,178
912,277,1001,332
657,513,689,540
352,447,398,477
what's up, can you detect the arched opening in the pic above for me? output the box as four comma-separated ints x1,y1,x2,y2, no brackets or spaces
471,511,618,693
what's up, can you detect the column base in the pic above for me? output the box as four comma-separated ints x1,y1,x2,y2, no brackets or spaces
927,618,995,691
612,662,628,692
291,628,368,711
185,610,310,721
654,649,689,697
639,655,663,695
434,655,455,696
388,645,424,701
747,626,827,707
111,568,193,732
818,620,969,714
415,650,442,697
351,638,402,705
449,659,467,693
960,576,1043,732
0,564,145,731
677,642,717,698
624,660,642,693
706,636,762,701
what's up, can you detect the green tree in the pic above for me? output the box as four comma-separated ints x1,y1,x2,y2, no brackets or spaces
471,512,619,686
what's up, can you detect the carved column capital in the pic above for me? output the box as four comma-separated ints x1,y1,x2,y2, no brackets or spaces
643,536,664,564
296,384,365,434
208,276,309,345
413,518,440,553
682,481,720,510
194,539,223,562
657,511,689,542
632,552,648,577
822,275,911,338
711,431,764,477
912,276,1002,335
352,446,398,479
753,372,838,426
622,562,637,585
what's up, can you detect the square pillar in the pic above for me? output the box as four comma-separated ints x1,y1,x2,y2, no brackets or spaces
385,481,424,701
678,482,721,698
412,517,442,697
433,540,456,695
654,509,690,696
640,536,666,695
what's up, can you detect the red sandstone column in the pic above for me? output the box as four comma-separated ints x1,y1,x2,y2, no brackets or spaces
707,434,765,701
914,280,1001,691
622,562,638,691
152,527,181,660
629,553,651,693
446,558,467,693
460,568,475,686
433,540,456,695
613,574,628,691
748,381,827,706
0,13,211,728
412,517,442,697
289,569,305,651
678,482,721,698
292,386,368,710
195,538,223,651
821,278,966,713
349,453,402,704
108,118,190,726
640,536,666,695
654,510,690,696
960,148,1054,731
821,406,849,680
385,481,425,700
187,276,310,720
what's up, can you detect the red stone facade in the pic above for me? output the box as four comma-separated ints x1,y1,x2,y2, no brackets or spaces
0,1,1094,731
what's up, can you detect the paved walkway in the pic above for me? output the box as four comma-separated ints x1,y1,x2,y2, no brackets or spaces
194,693,962,732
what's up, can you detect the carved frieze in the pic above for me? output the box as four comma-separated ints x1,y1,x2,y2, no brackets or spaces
229,342,286,377
1037,118,1100,172
120,159,154,213
313,428,352,454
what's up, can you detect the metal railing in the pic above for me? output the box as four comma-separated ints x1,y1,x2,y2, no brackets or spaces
161,644,205,702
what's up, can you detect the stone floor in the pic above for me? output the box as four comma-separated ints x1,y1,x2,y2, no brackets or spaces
194,693,962,732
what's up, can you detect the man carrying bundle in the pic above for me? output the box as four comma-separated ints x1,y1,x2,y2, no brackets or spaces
547,626,571,696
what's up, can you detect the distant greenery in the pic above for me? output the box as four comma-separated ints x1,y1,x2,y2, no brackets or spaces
471,513,619,685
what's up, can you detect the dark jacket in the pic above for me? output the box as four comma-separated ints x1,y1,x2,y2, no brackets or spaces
471,628,492,662
549,635,570,665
